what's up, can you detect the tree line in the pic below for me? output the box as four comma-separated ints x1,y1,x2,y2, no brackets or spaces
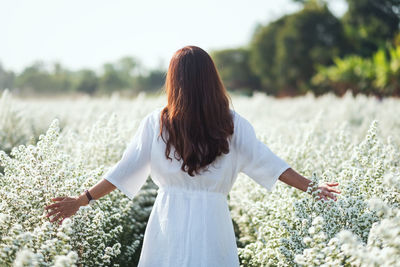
0,57,166,97
211,0,400,97
1,0,399,97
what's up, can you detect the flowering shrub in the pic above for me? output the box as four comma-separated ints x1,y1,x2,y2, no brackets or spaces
0,113,158,266
0,89,37,155
295,184,400,267
0,90,398,266
229,94,400,266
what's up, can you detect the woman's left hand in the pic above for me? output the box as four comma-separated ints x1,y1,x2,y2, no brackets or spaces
315,182,341,201
44,196,81,225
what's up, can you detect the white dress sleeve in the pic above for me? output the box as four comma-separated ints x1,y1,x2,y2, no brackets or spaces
235,112,290,191
104,112,154,200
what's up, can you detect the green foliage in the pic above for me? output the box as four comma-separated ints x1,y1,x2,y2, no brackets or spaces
99,63,130,92
312,45,400,96
0,64,15,90
15,62,73,95
74,70,99,95
343,0,400,57
250,1,348,95
210,47,260,92
7,56,165,97
97,56,141,93
132,69,166,94
249,16,288,95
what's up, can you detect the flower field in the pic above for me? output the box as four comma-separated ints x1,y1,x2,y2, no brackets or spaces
0,89,399,266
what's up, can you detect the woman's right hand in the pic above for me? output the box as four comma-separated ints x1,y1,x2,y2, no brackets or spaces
44,196,82,225
314,182,341,201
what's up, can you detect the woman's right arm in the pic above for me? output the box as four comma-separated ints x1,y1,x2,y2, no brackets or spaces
278,168,341,201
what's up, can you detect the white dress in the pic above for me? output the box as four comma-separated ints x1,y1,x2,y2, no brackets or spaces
104,107,290,267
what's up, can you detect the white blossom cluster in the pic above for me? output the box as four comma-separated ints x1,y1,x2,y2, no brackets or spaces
0,89,37,154
229,92,400,266
0,90,164,266
0,89,399,266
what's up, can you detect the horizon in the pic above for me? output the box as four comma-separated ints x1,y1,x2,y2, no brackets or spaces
1,0,347,74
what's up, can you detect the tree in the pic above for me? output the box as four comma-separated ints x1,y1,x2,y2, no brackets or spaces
250,1,349,95
0,64,15,90
342,0,400,57
98,57,143,92
132,69,166,93
99,63,129,92
15,62,72,95
74,70,98,95
51,62,72,93
210,47,260,94
249,16,288,95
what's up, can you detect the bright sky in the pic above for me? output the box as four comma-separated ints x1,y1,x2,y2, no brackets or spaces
1,0,347,74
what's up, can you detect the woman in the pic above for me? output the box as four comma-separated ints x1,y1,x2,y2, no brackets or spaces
45,45,340,266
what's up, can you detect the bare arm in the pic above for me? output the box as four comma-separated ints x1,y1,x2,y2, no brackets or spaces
278,168,341,201
44,179,117,225
76,179,117,207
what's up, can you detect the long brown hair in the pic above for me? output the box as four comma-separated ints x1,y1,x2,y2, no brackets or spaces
159,45,234,177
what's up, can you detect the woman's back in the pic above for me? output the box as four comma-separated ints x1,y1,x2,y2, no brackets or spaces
45,45,338,267
104,107,290,266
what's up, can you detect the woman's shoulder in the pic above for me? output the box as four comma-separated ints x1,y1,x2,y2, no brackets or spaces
229,108,246,128
145,107,163,121
153,107,164,121
229,109,256,145
142,107,164,130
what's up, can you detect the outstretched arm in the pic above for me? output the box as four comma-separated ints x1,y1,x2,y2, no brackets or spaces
44,179,117,225
278,168,341,201
44,111,155,225
76,179,117,206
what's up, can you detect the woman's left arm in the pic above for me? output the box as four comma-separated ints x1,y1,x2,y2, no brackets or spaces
44,179,117,225
278,168,341,201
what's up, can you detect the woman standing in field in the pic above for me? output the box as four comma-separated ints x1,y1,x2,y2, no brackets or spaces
45,45,340,266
